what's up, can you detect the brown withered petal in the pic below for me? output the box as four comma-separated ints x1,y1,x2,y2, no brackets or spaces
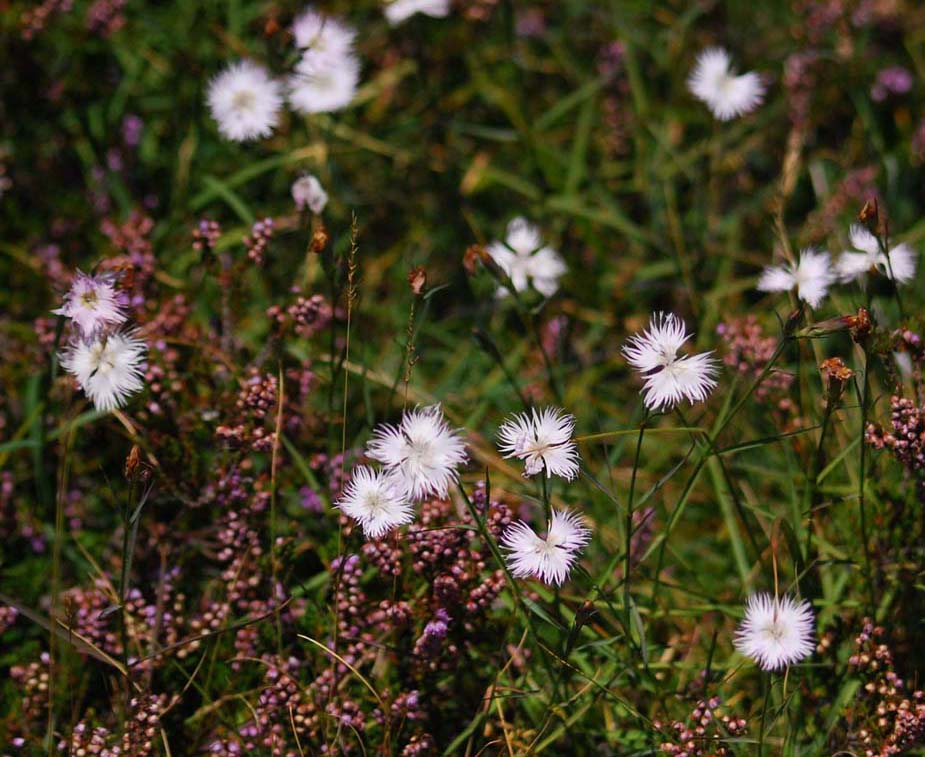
847,306,873,342
124,444,141,480
310,223,329,254
858,198,879,229
407,265,427,295
820,357,854,383
463,244,483,275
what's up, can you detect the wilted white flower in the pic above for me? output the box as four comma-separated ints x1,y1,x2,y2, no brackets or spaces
53,271,126,337
498,407,580,481
486,217,566,298
287,53,360,115
622,312,718,412
501,509,591,586
734,592,815,671
366,404,467,500
207,61,283,142
688,47,765,121
384,0,451,24
291,174,328,214
292,8,356,64
836,224,917,285
60,331,147,412
336,466,414,538
757,248,835,308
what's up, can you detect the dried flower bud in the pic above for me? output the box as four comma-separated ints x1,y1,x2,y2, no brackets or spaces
858,198,879,231
408,266,427,296
463,244,484,275
264,15,281,37
125,444,141,480
310,223,329,254
820,357,854,402
848,307,873,343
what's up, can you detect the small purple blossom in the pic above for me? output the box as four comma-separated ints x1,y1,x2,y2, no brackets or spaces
871,66,914,102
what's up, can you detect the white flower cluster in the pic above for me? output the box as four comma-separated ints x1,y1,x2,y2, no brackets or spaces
336,403,592,586
206,6,361,144
54,271,147,412
757,224,918,309
337,404,467,539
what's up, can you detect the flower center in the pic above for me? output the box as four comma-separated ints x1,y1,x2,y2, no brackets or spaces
761,621,785,642
79,290,99,309
232,89,256,112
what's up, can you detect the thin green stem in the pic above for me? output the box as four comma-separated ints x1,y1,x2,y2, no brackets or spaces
622,414,648,628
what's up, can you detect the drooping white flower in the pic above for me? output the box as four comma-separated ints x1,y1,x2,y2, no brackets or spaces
836,224,917,285
287,53,360,115
384,0,451,25
688,47,765,121
207,61,283,142
734,593,815,671
336,466,414,538
291,174,328,214
60,331,147,412
53,271,126,337
292,8,356,65
501,509,591,586
498,407,580,481
366,405,468,500
622,312,718,412
486,217,566,298
757,248,835,308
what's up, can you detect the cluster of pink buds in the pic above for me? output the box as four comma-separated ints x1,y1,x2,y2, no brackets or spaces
244,217,274,265
654,697,747,756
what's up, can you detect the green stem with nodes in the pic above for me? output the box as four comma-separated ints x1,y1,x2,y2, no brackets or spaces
856,348,877,615
650,334,792,606
622,412,649,631
456,481,559,690
875,222,906,321
758,671,772,756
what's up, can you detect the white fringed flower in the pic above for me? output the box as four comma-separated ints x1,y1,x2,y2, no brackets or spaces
53,271,126,337
688,47,764,121
292,8,356,64
757,248,835,308
734,593,815,671
501,509,591,586
287,53,360,114
207,61,283,143
836,224,917,285
291,174,328,214
486,217,566,298
60,331,147,412
622,312,718,412
366,405,468,500
384,0,451,24
337,466,414,538
498,407,580,481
